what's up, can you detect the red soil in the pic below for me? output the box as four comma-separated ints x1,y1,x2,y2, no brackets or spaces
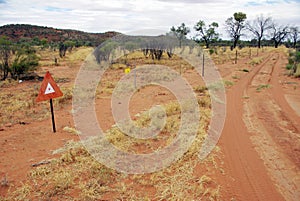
1,48,299,200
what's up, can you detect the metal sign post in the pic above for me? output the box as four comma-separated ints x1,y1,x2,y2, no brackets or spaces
49,99,56,132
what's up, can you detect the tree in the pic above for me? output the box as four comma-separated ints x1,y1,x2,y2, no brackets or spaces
287,50,300,75
142,35,177,60
289,26,299,49
225,12,247,49
0,36,12,80
64,40,76,53
31,36,41,46
194,20,219,48
59,43,67,58
40,38,48,49
10,46,39,79
0,37,39,80
94,40,118,63
246,15,273,48
271,24,289,48
170,23,190,47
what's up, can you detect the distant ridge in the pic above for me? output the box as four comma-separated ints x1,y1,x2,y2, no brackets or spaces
0,24,119,46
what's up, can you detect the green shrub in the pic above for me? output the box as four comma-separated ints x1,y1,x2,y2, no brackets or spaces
287,50,300,77
223,80,234,87
286,64,293,70
256,84,270,91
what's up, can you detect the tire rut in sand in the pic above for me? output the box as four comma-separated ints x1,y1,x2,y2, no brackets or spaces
243,51,300,201
219,51,284,201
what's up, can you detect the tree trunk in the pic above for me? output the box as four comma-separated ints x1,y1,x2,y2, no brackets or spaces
204,39,209,48
293,63,297,74
258,38,261,49
3,61,9,80
233,39,238,49
167,51,173,58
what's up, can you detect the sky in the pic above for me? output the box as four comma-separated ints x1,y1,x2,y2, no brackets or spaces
0,0,299,39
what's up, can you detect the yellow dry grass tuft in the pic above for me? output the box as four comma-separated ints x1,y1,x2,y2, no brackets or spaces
0,83,49,126
5,94,222,200
248,57,264,66
68,47,94,63
3,49,224,200
63,126,82,135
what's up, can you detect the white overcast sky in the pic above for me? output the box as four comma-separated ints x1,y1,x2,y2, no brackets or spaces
0,0,299,39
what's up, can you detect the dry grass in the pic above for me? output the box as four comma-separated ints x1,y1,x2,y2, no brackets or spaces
256,84,271,91
209,46,277,65
54,87,73,107
0,83,49,126
223,80,234,87
2,48,224,200
209,47,251,64
38,46,93,67
0,46,90,127
63,126,82,135
7,183,32,201
112,51,195,73
248,57,264,66
4,91,222,200
194,85,208,94
3,46,293,200
0,79,18,88
96,48,205,96
0,83,73,127
68,47,94,63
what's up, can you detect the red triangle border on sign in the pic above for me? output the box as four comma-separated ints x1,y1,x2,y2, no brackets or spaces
36,71,63,102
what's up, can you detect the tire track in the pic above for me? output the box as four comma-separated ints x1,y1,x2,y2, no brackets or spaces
243,51,300,201
219,51,284,201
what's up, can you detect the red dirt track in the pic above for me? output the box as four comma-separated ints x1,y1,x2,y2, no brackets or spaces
218,51,299,200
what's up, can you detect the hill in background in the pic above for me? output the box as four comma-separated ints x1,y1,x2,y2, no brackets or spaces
0,24,119,46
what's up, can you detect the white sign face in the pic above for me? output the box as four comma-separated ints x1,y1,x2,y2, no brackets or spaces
44,82,55,94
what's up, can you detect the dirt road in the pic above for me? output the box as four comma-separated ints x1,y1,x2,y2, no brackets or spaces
219,51,300,200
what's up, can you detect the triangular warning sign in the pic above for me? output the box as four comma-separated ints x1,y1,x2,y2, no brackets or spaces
45,83,55,94
36,71,63,102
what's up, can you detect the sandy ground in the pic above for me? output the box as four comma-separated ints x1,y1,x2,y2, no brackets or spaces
0,47,299,200
218,50,300,200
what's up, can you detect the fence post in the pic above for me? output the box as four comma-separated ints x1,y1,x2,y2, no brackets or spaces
202,52,205,77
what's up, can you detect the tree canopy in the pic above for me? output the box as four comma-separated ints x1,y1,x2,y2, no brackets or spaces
271,24,289,48
289,27,300,49
225,12,247,48
170,23,190,47
194,20,219,48
246,15,273,48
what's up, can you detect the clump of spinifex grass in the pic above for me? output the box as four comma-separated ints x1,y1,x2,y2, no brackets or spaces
4,48,223,200
0,84,49,126
210,47,257,64
0,80,73,127
111,51,195,73
248,56,264,66
256,84,271,91
5,92,222,200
